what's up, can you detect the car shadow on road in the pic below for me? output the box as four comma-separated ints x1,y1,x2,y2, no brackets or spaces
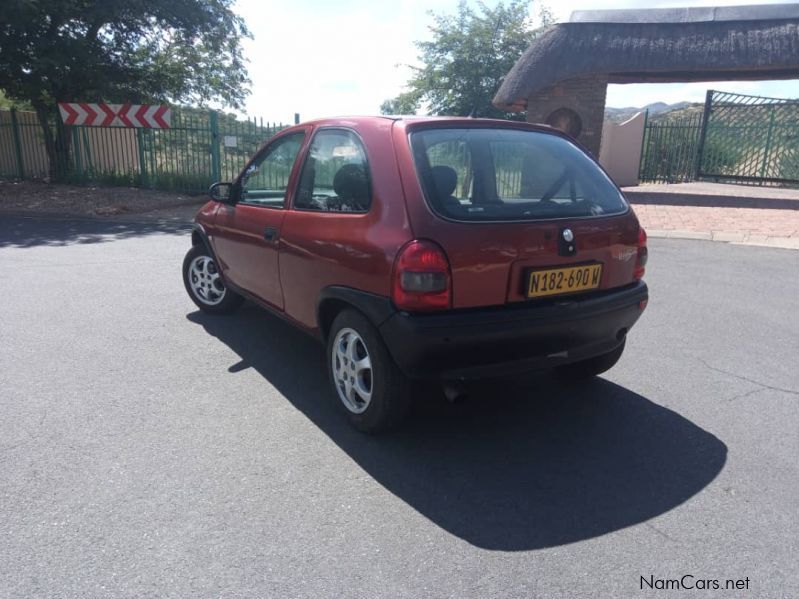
0,214,191,248
187,305,727,551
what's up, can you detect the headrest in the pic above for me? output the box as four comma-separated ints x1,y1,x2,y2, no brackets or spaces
431,165,458,198
333,164,369,200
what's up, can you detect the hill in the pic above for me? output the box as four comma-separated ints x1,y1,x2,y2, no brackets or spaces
604,101,700,123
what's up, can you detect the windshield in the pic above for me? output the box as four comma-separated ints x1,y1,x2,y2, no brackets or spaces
410,128,628,221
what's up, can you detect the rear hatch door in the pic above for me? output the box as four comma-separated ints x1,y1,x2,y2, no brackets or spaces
395,122,641,309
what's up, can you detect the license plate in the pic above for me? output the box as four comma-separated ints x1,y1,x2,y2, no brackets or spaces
527,264,603,298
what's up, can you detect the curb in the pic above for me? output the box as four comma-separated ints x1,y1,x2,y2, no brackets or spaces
4,211,797,250
0,209,195,228
625,191,799,210
0,199,205,223
647,229,799,250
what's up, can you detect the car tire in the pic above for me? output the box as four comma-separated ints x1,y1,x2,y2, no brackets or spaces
555,340,626,380
182,244,244,314
326,309,412,433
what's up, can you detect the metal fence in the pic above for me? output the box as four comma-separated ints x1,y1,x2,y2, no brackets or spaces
639,89,799,187
0,107,292,193
639,111,703,184
0,109,51,179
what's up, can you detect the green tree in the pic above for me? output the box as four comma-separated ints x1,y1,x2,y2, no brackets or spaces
0,0,250,178
0,90,31,110
381,1,552,119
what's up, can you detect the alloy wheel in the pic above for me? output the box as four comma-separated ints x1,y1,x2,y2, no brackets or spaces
188,255,226,306
331,327,373,414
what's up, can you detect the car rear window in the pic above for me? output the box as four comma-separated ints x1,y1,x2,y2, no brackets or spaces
410,128,628,221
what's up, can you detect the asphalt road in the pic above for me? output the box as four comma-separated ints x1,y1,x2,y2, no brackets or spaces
1,215,797,598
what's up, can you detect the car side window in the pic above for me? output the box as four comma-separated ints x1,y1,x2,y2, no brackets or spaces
294,130,372,212
239,133,305,208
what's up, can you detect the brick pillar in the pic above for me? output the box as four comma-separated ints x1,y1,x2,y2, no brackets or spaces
525,74,609,157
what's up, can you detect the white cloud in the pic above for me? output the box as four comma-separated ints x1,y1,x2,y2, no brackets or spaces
233,0,799,122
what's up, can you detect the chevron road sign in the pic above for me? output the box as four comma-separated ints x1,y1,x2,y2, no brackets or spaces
58,103,172,128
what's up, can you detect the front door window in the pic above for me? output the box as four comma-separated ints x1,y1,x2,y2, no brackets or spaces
239,133,305,208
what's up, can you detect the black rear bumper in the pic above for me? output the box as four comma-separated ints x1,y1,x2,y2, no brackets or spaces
378,282,648,380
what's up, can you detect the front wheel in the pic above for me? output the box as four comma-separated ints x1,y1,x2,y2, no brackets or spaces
555,340,626,380
182,245,243,314
326,310,411,433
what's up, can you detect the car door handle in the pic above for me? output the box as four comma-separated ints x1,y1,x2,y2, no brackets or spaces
263,227,279,243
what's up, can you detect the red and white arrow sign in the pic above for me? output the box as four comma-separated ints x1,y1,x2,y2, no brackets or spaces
58,103,171,128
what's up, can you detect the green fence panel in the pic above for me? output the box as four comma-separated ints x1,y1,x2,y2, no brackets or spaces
9,108,25,178
0,107,291,193
0,110,51,180
639,89,799,187
698,90,799,186
209,109,221,183
0,113,14,178
639,112,703,184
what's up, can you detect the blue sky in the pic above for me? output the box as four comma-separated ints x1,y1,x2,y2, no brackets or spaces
233,0,799,122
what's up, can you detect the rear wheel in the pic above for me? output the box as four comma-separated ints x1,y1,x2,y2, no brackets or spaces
326,309,411,433
182,245,243,314
556,340,625,380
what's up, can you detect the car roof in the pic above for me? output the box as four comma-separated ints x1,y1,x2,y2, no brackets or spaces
294,115,557,133
300,114,551,129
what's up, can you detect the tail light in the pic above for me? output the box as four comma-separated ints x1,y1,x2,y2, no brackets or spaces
392,239,452,311
633,227,648,280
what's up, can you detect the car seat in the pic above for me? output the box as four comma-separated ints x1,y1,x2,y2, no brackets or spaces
430,165,463,214
333,164,370,211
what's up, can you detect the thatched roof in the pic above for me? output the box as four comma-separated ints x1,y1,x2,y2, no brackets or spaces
494,4,799,111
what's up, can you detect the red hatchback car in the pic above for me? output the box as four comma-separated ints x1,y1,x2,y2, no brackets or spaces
183,116,648,432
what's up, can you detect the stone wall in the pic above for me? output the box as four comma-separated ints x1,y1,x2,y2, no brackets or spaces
525,74,609,157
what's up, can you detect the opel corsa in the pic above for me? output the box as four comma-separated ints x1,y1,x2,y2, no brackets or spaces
183,116,649,432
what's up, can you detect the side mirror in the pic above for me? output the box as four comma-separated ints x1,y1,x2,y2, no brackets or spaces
209,182,237,204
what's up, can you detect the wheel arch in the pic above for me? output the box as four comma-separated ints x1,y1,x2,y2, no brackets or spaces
316,287,395,341
191,224,216,258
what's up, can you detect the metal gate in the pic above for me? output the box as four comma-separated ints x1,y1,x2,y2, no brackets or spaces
697,90,799,185
639,89,799,186
638,112,703,183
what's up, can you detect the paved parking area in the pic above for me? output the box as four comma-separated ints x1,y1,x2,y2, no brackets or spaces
625,182,799,204
1,215,798,597
632,203,799,247
624,182,799,249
